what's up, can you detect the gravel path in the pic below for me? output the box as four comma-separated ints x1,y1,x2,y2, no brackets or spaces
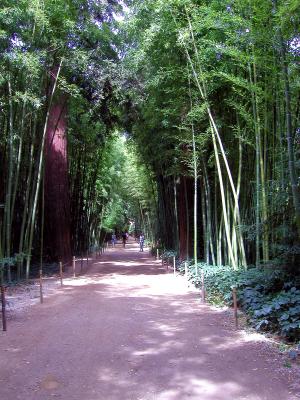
0,240,299,400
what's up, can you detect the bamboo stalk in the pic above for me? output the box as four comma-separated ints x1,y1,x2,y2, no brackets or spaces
187,70,198,275
5,76,14,282
18,138,35,280
248,61,261,267
39,165,45,304
10,101,26,243
202,161,215,266
173,176,179,254
211,127,236,268
183,177,190,261
278,27,300,236
181,11,246,268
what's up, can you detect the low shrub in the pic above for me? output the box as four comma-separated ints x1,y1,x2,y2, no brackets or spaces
162,250,177,259
183,262,300,341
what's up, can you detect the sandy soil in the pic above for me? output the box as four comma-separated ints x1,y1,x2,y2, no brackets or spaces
0,240,299,400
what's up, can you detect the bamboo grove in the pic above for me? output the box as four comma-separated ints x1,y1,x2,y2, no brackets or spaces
125,0,300,271
0,0,131,280
0,0,300,283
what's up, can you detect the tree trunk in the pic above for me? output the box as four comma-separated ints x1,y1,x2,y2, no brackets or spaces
44,94,72,263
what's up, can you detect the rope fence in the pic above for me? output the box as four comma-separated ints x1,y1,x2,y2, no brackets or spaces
153,247,239,328
1,241,109,332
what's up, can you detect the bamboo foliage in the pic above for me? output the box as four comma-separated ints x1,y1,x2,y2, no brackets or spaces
0,0,128,280
1,0,299,281
125,0,300,270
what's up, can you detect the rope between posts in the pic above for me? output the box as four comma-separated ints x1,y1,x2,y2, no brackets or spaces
2,241,117,333
61,261,71,268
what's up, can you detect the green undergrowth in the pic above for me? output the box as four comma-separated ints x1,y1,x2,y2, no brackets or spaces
150,247,177,259
161,250,177,259
179,262,300,342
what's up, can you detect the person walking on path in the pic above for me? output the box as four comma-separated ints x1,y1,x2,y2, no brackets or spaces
139,233,145,252
111,233,116,247
122,232,127,248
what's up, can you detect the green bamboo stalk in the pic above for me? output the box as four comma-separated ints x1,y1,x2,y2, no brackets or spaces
4,76,14,281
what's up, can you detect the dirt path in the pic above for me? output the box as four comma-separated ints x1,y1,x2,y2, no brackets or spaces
0,240,299,400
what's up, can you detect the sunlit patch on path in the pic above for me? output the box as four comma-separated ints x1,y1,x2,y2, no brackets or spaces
0,240,298,400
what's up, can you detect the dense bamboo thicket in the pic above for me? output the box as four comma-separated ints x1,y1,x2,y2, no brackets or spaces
0,0,127,279
125,0,300,270
1,1,300,338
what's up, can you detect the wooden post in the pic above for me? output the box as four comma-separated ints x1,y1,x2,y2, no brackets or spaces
59,262,63,286
185,262,188,278
201,270,205,303
1,284,7,331
232,287,238,328
173,256,176,275
87,251,89,266
39,269,44,304
80,253,83,272
156,249,159,260
73,256,76,278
